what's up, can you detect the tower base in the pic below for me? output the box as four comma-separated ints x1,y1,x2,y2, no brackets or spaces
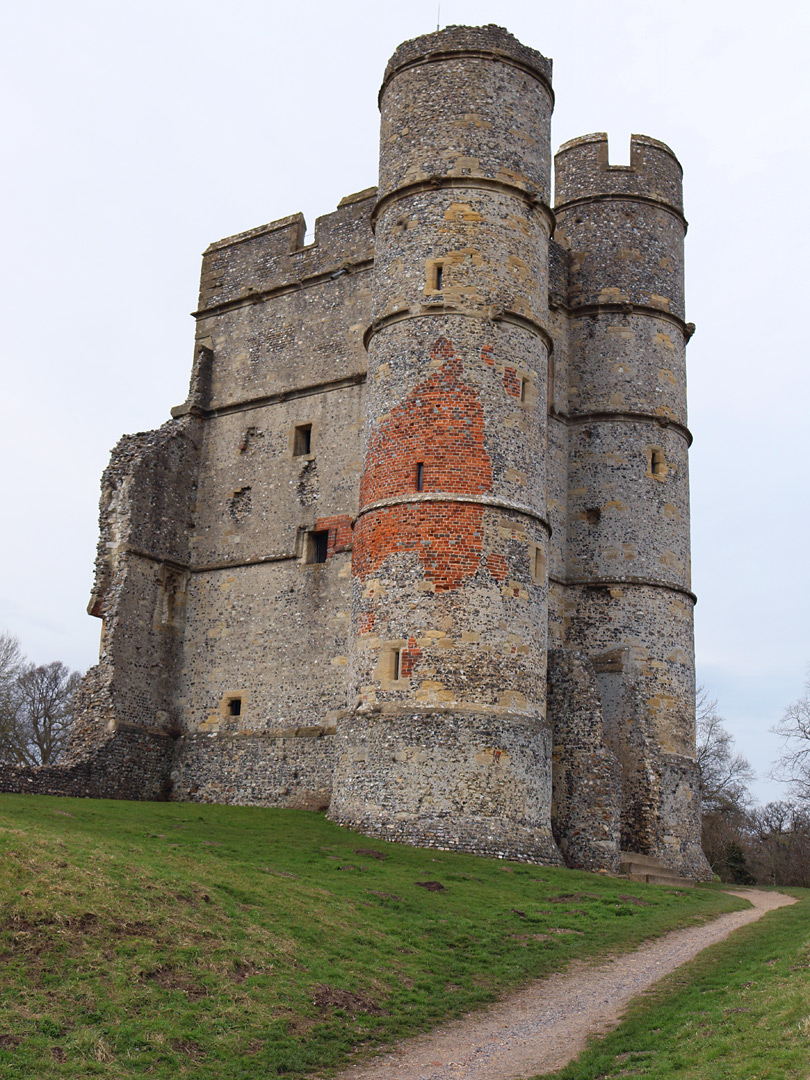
328,710,563,864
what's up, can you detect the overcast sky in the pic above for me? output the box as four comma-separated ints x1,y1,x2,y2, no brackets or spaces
1,0,807,803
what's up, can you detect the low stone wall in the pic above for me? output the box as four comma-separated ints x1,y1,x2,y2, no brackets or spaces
170,731,337,810
0,727,175,801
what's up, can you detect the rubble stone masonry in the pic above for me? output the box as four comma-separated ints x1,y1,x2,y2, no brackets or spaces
1,25,710,881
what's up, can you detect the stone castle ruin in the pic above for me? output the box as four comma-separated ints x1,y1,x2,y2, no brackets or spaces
3,26,711,880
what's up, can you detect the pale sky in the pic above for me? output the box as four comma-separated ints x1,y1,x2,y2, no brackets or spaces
1,0,807,804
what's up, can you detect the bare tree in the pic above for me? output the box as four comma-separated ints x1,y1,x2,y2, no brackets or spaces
695,686,755,814
0,631,24,755
695,687,756,881
0,632,83,767
745,800,810,888
771,670,810,804
0,630,23,689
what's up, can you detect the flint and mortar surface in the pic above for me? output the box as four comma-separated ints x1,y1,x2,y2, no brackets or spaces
1,25,709,881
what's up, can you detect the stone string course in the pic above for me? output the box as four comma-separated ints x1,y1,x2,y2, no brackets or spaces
1,25,710,882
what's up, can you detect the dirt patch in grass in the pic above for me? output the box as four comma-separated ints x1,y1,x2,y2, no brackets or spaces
141,964,209,1000
171,1037,206,1060
311,984,386,1016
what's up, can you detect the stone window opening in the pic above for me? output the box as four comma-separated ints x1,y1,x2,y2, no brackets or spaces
547,354,555,414
520,377,528,403
305,529,329,564
531,544,546,584
293,423,312,456
416,462,424,491
426,259,446,292
648,447,668,480
219,692,246,721
378,643,405,683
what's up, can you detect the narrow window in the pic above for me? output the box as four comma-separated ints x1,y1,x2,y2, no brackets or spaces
309,530,329,563
426,259,446,292
547,354,555,415
392,648,401,681
416,462,424,491
228,697,242,717
520,377,528,403
533,546,546,583
293,424,312,456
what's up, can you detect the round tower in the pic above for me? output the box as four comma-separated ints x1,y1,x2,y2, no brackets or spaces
329,26,561,863
554,133,708,878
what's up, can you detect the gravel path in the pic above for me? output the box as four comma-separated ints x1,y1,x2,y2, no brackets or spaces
324,888,795,1080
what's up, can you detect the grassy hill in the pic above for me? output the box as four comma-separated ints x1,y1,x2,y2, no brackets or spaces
0,793,745,1079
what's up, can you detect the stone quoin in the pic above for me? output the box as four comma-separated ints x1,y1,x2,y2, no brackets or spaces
1,26,711,881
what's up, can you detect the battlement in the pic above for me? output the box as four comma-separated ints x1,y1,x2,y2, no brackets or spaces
381,24,552,100
554,133,683,214
196,188,376,314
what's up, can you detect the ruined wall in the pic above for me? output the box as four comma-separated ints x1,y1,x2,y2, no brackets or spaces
43,414,204,801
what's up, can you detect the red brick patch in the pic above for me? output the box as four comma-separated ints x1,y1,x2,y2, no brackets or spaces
400,637,422,677
486,553,508,581
353,501,487,592
360,340,492,505
354,337,504,592
503,365,522,398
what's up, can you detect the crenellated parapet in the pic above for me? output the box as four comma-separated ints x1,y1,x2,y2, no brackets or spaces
196,188,376,315
555,133,683,214
555,134,686,322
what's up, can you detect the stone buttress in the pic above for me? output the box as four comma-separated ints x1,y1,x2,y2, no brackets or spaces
328,27,561,863
553,133,708,879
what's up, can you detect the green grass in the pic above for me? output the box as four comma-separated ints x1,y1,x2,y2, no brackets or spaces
0,794,744,1078
545,888,810,1080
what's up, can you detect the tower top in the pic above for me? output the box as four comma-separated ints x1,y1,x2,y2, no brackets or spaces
555,133,683,213
380,24,553,104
